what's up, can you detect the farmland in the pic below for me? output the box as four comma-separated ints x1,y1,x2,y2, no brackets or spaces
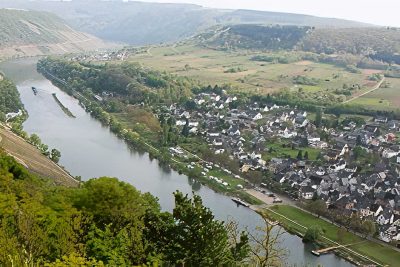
351,77,400,110
128,44,379,97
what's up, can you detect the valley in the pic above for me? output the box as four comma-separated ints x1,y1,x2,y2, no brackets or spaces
0,0,400,266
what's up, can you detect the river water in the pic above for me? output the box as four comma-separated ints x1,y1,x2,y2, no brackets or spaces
1,58,353,267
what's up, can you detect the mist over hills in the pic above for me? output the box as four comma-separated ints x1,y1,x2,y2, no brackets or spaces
0,0,372,45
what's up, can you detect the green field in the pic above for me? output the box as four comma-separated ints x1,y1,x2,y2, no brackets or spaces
351,77,400,110
265,205,400,266
128,44,377,97
262,140,321,161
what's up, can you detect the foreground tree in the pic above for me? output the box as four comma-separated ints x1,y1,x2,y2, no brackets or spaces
248,216,287,267
143,191,250,265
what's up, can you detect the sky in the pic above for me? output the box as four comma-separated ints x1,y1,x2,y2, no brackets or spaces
137,0,400,27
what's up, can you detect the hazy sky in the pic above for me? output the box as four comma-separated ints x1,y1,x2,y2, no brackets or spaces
138,0,400,27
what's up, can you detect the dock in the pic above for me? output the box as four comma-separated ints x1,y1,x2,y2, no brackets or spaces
311,241,365,256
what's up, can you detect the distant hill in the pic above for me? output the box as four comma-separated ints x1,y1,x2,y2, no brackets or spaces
192,24,400,64
0,8,112,58
0,0,372,45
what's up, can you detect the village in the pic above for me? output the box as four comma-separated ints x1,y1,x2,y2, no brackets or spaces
155,90,400,246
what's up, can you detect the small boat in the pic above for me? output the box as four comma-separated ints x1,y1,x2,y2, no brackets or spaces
32,87,38,95
311,250,321,256
231,197,250,208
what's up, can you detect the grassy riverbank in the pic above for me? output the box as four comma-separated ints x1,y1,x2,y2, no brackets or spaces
264,205,400,266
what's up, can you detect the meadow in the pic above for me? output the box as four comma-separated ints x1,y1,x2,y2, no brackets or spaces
128,44,378,97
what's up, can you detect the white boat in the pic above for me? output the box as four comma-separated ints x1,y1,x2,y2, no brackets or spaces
231,197,250,207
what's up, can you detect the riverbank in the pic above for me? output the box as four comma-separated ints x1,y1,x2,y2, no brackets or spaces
261,205,400,266
39,69,263,205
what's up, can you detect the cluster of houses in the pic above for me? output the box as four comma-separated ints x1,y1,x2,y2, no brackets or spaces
158,91,400,245
70,50,129,62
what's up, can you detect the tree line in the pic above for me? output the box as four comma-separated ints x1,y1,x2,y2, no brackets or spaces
0,78,23,121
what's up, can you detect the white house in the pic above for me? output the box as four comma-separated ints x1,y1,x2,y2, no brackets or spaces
176,120,186,126
5,110,22,121
252,113,263,121
189,121,199,127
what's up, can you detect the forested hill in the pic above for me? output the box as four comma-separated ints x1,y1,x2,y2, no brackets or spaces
194,24,400,64
196,24,312,50
0,0,371,45
0,9,110,58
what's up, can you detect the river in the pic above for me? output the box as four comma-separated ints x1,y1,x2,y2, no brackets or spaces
0,58,353,267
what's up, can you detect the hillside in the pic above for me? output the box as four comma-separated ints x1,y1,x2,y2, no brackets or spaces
0,0,371,45
193,24,400,64
0,127,78,187
0,8,112,58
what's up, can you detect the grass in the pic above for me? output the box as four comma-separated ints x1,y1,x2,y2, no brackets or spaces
263,140,321,161
347,77,400,111
128,44,375,97
265,205,400,266
113,107,161,144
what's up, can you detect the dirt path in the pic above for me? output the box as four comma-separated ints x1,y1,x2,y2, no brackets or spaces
343,77,385,104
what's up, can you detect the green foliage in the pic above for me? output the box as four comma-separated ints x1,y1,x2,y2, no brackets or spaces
204,24,311,50
0,78,22,120
0,154,249,265
301,27,400,64
302,225,322,243
50,149,61,163
293,75,320,86
306,199,327,218
37,58,194,105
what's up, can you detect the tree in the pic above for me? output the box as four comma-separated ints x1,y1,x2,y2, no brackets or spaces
307,199,326,218
304,151,309,160
226,219,251,264
46,253,105,267
296,150,303,160
29,134,42,147
50,148,61,163
248,216,287,267
315,108,322,128
302,225,322,243
360,220,376,238
181,118,189,137
248,171,263,186
169,191,233,266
